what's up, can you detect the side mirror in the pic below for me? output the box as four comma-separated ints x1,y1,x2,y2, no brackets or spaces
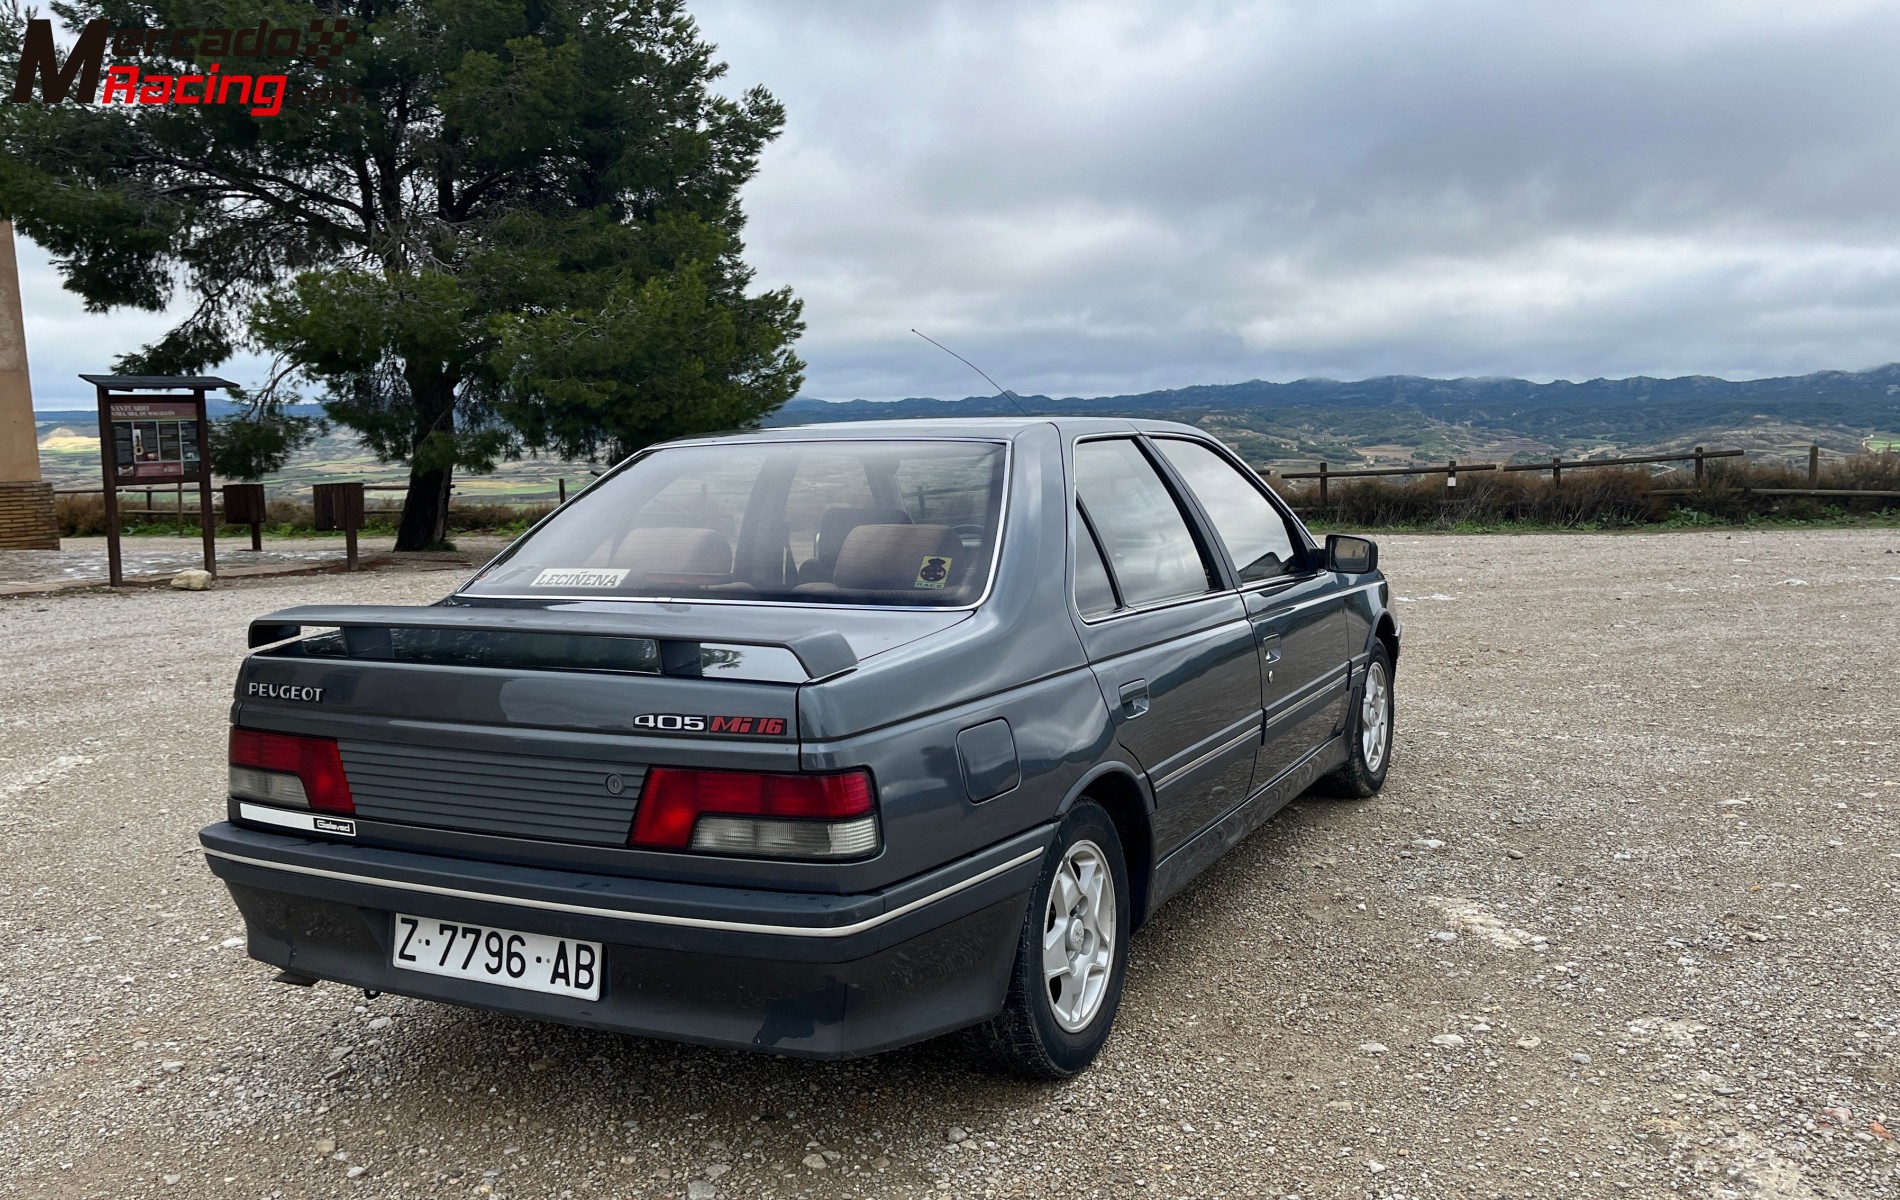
1325,534,1378,574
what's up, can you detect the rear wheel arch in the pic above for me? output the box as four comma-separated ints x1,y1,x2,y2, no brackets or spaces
1060,764,1152,929
968,799,1132,1078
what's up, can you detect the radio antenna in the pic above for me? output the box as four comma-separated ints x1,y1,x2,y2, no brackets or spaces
911,329,1032,417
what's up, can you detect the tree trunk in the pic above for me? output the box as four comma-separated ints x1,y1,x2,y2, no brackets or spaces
394,459,452,551
394,372,457,551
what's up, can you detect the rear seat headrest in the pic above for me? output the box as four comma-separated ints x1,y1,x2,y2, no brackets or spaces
831,524,962,592
618,527,732,576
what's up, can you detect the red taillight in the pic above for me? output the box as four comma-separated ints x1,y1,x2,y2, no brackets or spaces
229,728,355,814
630,768,876,857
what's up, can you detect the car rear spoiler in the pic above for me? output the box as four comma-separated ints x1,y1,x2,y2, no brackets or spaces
247,604,859,681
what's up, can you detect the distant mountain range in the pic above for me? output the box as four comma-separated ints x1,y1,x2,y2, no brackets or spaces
35,365,1900,491
767,365,1900,465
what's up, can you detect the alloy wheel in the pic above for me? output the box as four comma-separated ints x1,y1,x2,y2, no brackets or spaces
1042,839,1116,1032
1361,661,1391,773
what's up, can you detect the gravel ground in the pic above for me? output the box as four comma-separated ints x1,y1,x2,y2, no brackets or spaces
0,538,354,587
0,536,517,587
0,528,1895,1200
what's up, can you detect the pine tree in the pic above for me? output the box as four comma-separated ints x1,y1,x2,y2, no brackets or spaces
1,0,803,548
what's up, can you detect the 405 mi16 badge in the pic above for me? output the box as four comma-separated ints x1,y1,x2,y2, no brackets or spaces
631,713,790,736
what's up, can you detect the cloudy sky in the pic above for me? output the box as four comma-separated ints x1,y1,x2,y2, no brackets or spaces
21,0,1900,407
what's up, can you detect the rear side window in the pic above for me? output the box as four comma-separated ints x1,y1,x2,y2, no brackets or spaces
1155,438,1302,583
1073,439,1215,607
463,440,1007,607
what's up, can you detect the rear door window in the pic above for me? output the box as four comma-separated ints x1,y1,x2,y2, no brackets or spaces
1155,437,1302,583
1072,439,1216,607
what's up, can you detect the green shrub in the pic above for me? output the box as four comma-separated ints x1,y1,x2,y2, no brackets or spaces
1295,467,1661,530
55,493,108,537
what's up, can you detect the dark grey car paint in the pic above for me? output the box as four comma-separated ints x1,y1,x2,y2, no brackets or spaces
204,416,1399,1057
1078,590,1260,855
1247,580,1350,774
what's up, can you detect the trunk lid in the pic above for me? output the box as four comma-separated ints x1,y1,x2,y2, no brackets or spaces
233,601,967,851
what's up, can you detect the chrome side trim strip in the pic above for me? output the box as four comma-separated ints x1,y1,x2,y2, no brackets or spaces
1152,722,1261,791
204,846,1043,939
1246,580,1381,611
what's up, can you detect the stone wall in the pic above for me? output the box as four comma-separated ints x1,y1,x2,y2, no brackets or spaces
0,480,58,549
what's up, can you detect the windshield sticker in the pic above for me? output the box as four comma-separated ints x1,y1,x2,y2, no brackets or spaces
914,556,952,589
532,568,628,589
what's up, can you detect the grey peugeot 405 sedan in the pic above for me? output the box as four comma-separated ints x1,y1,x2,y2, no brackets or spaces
202,418,1398,1077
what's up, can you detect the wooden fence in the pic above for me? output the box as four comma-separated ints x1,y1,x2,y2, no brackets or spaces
52,478,575,518
360,480,570,504
53,443,1900,522
1276,446,1748,503
1275,444,1900,503
51,483,201,532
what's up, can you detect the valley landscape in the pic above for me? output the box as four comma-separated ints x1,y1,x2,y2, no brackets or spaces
32,364,1900,497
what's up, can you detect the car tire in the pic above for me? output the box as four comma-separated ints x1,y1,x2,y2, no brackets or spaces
1320,644,1395,799
967,801,1131,1079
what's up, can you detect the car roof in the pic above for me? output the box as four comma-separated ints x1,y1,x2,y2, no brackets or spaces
660,415,1210,446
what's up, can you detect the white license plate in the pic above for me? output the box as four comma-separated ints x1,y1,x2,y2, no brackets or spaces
392,914,601,1000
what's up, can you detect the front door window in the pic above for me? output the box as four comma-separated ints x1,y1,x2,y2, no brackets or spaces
1154,438,1301,583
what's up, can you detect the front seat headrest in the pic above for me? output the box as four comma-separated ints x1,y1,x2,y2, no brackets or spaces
813,507,911,568
618,527,733,576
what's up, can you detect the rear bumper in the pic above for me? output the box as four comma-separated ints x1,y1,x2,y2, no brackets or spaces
199,821,1047,1058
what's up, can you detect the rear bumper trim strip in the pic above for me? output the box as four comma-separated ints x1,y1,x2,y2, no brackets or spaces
203,846,1043,939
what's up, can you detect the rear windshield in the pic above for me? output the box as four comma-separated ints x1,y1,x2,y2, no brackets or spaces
462,439,1008,607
